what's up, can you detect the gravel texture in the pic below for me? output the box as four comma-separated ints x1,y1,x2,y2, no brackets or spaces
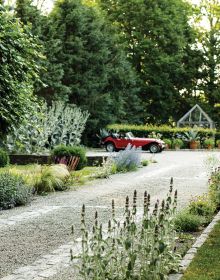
0,151,216,280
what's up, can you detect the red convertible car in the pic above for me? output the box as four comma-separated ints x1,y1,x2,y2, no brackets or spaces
101,132,165,153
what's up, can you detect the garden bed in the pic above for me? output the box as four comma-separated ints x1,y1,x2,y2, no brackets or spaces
169,211,220,280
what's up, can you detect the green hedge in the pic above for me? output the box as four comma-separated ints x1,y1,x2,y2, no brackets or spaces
51,145,87,170
107,124,216,140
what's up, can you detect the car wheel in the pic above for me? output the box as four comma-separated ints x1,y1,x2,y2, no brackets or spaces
149,143,160,153
105,142,115,152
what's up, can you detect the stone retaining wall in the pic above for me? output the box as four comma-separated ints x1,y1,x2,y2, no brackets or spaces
9,154,108,167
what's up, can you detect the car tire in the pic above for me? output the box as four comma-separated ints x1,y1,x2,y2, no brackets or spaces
105,142,116,152
149,143,160,153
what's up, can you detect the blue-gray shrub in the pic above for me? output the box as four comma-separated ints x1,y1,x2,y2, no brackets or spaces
0,172,31,210
112,144,141,172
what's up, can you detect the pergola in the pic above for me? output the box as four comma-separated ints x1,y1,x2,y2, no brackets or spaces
177,104,215,129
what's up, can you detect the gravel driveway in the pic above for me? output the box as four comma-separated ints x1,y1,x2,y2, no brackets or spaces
0,151,218,280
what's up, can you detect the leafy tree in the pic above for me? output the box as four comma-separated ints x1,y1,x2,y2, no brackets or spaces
0,5,44,134
196,0,220,123
14,0,66,102
98,0,202,123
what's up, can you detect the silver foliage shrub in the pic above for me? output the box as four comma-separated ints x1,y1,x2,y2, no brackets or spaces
5,102,89,154
112,144,141,172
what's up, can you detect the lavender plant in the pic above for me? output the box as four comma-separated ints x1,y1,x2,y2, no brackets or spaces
112,144,141,172
72,178,179,280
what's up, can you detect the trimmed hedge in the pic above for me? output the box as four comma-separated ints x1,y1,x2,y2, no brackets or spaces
107,124,216,144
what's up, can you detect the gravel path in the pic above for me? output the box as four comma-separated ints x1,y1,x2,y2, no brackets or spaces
0,151,217,280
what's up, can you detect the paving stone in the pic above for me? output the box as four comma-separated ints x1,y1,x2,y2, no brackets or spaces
180,259,191,269
184,253,194,260
187,247,197,254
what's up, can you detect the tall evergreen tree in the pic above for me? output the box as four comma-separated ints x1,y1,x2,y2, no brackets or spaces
98,0,202,123
48,0,140,143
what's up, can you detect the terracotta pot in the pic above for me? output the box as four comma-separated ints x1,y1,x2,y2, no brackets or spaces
175,146,180,150
207,144,212,150
218,143,220,149
165,144,170,150
189,141,198,149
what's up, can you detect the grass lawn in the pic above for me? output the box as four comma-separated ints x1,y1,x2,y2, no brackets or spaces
182,221,220,280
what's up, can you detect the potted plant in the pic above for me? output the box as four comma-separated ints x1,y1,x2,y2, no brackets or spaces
172,138,184,150
183,130,200,150
204,138,215,150
163,139,172,150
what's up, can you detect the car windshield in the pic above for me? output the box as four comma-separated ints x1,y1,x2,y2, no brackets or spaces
126,132,134,139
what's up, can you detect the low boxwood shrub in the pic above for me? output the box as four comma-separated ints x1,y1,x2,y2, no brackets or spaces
174,211,204,232
0,172,31,210
0,148,9,167
51,145,87,170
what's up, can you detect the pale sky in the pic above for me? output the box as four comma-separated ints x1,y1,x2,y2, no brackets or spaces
6,0,202,13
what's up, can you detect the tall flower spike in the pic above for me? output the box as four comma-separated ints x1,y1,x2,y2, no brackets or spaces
99,224,103,239
108,220,111,231
153,202,158,216
169,177,173,193
125,196,129,212
161,199,165,211
133,190,137,215
133,190,137,205
174,190,178,201
144,191,148,214
170,177,173,186
112,199,115,219
95,211,98,227
81,204,85,225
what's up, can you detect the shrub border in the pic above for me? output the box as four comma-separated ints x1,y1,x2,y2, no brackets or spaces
169,210,220,280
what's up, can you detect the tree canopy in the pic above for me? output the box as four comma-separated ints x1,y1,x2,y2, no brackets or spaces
1,0,220,144
98,0,203,123
0,5,44,133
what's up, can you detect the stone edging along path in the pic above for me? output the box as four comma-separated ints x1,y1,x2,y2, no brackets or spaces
169,210,220,280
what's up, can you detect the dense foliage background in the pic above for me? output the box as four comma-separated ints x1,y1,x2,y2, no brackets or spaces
1,0,220,146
